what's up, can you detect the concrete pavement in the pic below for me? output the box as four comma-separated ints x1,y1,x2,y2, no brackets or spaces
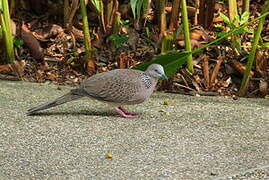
0,80,268,179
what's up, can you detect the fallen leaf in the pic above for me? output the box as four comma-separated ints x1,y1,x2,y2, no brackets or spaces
163,99,170,105
86,60,96,75
21,24,44,60
105,153,113,158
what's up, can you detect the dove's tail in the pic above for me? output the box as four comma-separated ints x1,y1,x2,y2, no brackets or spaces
27,92,82,115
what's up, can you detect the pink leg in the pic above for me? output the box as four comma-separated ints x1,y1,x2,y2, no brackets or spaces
118,107,137,116
115,107,138,118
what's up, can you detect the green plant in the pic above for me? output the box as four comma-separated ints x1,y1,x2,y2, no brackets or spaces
131,0,149,21
217,11,253,52
108,34,129,48
239,2,269,95
120,19,130,28
158,0,166,36
0,0,15,63
91,0,103,13
243,0,250,13
218,11,253,52
133,51,191,77
219,11,253,34
80,0,93,62
161,33,174,54
133,11,269,79
181,0,193,73
65,50,79,64
13,38,23,48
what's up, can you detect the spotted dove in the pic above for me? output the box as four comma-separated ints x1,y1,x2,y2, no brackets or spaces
27,64,167,118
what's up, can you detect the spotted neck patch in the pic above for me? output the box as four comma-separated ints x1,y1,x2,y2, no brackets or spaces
141,72,152,89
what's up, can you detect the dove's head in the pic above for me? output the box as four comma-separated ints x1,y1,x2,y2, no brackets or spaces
146,64,167,80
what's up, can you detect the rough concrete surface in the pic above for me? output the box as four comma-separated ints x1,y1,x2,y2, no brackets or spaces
0,80,268,179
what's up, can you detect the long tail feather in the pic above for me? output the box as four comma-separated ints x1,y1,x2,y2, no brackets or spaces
27,92,82,115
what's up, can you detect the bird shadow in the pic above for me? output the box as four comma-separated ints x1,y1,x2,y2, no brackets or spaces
27,109,117,117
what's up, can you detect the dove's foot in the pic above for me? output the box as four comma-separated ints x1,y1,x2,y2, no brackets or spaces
115,107,138,118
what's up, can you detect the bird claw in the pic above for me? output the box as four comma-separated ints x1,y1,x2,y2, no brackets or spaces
115,107,138,118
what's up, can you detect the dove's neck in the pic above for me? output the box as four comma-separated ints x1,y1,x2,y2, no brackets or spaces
141,72,157,89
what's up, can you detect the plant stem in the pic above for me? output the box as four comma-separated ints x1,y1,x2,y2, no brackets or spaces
112,11,121,34
159,0,166,36
169,0,180,31
228,0,241,51
228,0,238,22
181,0,193,73
0,0,15,63
104,0,113,30
239,4,269,96
80,0,93,62
194,0,199,25
161,33,173,54
243,0,250,13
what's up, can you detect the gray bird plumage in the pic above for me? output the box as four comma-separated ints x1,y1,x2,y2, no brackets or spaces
27,64,167,118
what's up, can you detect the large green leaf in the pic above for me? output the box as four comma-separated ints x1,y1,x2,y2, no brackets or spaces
132,51,191,77
131,0,138,19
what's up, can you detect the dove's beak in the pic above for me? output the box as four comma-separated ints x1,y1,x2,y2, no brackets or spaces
162,74,168,80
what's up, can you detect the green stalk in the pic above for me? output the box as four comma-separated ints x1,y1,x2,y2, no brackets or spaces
228,0,238,21
159,0,166,36
228,0,241,51
181,0,193,73
80,0,93,61
112,11,121,34
0,0,15,63
161,33,173,54
243,0,250,13
104,0,113,28
239,4,269,96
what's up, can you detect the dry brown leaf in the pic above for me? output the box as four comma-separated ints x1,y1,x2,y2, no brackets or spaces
187,6,197,17
166,6,196,17
259,80,268,94
0,64,12,73
192,77,201,92
215,3,223,10
190,29,204,40
229,60,254,76
119,53,128,69
118,53,134,69
10,19,17,37
202,56,210,89
86,60,96,75
71,26,84,41
0,60,25,77
177,29,205,41
178,39,201,48
210,56,225,89
165,7,172,13
118,4,130,19
255,50,268,71
34,24,64,40
21,24,44,60
213,17,223,23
